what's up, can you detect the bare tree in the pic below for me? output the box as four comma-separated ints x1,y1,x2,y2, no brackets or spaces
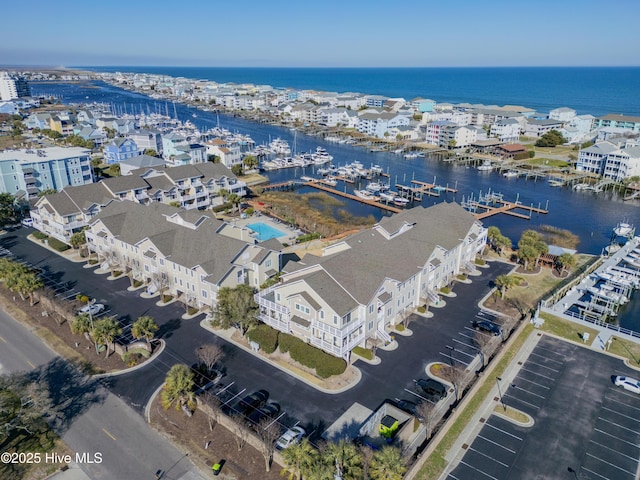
416,401,437,439
256,417,281,472
202,391,222,431
442,364,467,401
182,291,198,314
230,414,250,451
366,337,383,359
196,344,224,373
473,331,498,366
151,272,170,298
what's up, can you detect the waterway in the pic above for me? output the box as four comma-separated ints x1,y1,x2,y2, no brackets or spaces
30,80,640,329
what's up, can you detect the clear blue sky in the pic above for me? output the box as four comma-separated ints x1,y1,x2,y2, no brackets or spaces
3,0,639,67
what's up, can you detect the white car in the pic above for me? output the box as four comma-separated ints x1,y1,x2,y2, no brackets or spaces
614,376,640,394
21,218,33,227
78,303,105,316
276,426,306,450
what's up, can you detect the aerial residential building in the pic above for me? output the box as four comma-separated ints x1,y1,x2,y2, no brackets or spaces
255,202,487,360
593,114,640,133
490,118,522,143
425,121,454,146
577,141,640,181
205,138,242,168
84,201,281,311
549,107,577,124
128,129,163,155
442,125,477,149
0,147,93,199
103,138,140,164
524,118,564,137
119,154,169,176
0,71,30,101
357,112,410,138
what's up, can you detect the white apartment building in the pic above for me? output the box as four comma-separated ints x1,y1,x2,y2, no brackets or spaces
549,107,577,124
577,141,640,181
490,118,522,143
0,71,30,101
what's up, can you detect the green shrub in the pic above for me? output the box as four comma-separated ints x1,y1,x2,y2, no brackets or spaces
161,294,173,303
352,346,373,360
211,202,233,213
395,324,405,332
279,333,346,378
457,274,467,281
440,286,451,294
475,257,485,266
127,347,151,359
133,279,143,288
417,306,426,313
89,259,99,265
245,207,254,215
246,324,279,353
47,237,70,251
33,231,48,240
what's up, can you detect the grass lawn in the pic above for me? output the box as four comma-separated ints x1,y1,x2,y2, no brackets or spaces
414,324,534,480
608,336,640,367
537,312,599,344
526,158,569,168
494,405,530,424
532,145,577,157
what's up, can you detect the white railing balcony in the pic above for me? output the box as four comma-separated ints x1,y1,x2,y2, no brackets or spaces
63,219,87,231
135,192,149,200
309,336,342,357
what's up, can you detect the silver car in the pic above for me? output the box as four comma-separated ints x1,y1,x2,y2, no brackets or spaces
276,426,305,450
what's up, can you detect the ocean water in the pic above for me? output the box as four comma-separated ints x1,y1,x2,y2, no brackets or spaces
82,66,640,116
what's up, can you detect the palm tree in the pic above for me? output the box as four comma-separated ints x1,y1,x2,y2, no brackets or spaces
494,274,522,299
131,315,159,345
160,364,196,412
281,438,318,480
15,271,44,305
92,317,123,358
227,193,241,214
556,252,576,275
369,446,406,480
70,314,92,335
324,440,363,480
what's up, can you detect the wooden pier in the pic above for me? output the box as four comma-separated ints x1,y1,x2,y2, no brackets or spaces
305,182,401,213
470,199,549,220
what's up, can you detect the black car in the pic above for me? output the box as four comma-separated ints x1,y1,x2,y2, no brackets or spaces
395,399,419,416
416,378,447,400
471,319,502,336
248,401,281,425
236,389,269,415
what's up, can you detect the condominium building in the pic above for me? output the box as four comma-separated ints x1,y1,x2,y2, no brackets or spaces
576,140,640,181
0,71,30,101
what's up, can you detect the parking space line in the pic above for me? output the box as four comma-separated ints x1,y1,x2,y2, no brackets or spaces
468,447,510,468
606,396,640,413
477,434,516,454
599,417,640,435
519,366,556,381
458,331,476,341
581,466,611,480
447,474,461,480
509,384,545,400
439,352,470,366
595,428,640,448
528,351,564,364
459,460,500,480
533,345,566,359
503,393,540,410
452,338,476,350
589,440,640,462
601,406,640,424
522,359,559,372
608,387,640,401
512,376,551,390
585,452,636,476
485,422,523,441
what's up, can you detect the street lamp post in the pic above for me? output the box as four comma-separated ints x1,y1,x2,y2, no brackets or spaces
612,337,639,364
445,345,454,368
567,466,579,479
496,376,506,411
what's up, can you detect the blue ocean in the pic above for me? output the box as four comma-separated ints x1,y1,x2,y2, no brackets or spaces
82,66,640,117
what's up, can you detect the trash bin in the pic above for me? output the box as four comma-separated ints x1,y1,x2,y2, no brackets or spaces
212,463,222,476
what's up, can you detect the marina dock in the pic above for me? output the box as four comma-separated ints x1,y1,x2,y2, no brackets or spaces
305,182,401,213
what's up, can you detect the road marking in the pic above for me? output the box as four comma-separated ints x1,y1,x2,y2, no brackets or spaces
585,452,636,476
509,384,545,399
519,366,556,381
594,428,640,448
529,351,564,364
513,376,551,390
598,417,640,435
503,393,540,410
606,396,640,413
589,440,639,462
581,466,611,480
459,460,500,479
522,359,559,372
468,446,510,467
601,406,640,424
102,428,117,441
484,422,523,441
27,361,35,369
0,335,6,343
477,434,516,454
533,344,566,359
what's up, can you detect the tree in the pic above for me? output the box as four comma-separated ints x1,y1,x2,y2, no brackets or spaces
37,188,58,198
487,226,511,256
131,315,159,345
227,192,241,213
474,331,498,366
369,446,406,480
160,364,195,412
518,230,548,270
494,274,522,299
0,372,53,439
230,413,250,451
415,400,437,438
535,129,566,147
281,439,319,480
442,363,466,400
92,317,122,358
143,148,158,157
242,155,258,170
207,154,220,163
195,343,224,373
70,314,92,335
231,164,243,176
211,284,259,336
69,230,87,249
256,417,281,472
323,439,363,480
15,270,44,305
556,252,576,275
202,391,222,431
0,192,17,226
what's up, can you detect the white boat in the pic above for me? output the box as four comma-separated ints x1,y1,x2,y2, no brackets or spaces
393,197,411,207
269,138,291,155
323,176,337,186
300,176,315,182
371,164,383,175
573,183,590,191
365,181,390,193
477,161,493,171
354,189,375,200
311,146,333,164
614,222,634,237
503,170,518,178
379,191,395,202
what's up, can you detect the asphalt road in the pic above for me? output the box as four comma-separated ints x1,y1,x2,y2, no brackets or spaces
0,263,205,479
1,227,512,436
448,335,640,480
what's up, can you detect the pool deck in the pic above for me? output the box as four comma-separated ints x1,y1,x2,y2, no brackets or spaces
232,214,303,243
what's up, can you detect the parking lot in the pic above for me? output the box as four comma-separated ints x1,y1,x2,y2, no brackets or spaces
448,335,640,480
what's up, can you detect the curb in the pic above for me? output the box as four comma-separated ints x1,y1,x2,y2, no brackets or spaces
145,381,166,423
26,234,86,263
93,339,166,379
199,320,362,394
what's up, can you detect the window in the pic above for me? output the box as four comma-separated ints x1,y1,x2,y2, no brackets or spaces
201,290,207,298
265,258,272,268
320,310,324,319
333,315,338,325
368,321,374,331
159,258,164,265
368,304,374,314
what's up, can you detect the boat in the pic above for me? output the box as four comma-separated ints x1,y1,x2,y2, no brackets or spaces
323,176,337,186
365,181,390,193
477,161,493,171
503,170,518,178
354,189,375,200
269,138,291,155
573,183,590,191
614,222,635,237
300,176,315,182
379,191,395,202
311,146,333,164
393,197,411,207
370,164,384,175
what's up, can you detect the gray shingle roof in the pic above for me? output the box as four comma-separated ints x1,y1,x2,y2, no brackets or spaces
102,175,150,194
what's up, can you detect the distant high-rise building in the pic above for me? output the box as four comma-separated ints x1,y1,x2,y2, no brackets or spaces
0,71,31,101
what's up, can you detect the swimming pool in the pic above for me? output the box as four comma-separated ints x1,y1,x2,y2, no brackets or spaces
246,222,287,241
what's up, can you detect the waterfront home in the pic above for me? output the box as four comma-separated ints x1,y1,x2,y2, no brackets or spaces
0,147,93,199
490,118,522,143
170,143,207,166
577,140,640,182
357,112,411,139
48,115,76,136
205,138,242,168
549,107,577,124
497,144,527,159
441,125,477,149
255,202,487,360
594,114,640,133
410,97,436,113
524,118,564,137
119,154,169,176
128,129,163,155
103,138,140,164
425,120,454,146
365,95,388,108
24,112,52,130
76,126,108,147
161,132,188,159
84,201,281,311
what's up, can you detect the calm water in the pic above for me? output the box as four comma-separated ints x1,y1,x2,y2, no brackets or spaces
31,81,640,329
82,66,640,116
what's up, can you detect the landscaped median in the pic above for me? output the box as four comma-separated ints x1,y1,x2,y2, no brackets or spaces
409,322,534,480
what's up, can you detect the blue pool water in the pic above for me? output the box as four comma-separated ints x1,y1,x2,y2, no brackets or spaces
246,222,287,241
